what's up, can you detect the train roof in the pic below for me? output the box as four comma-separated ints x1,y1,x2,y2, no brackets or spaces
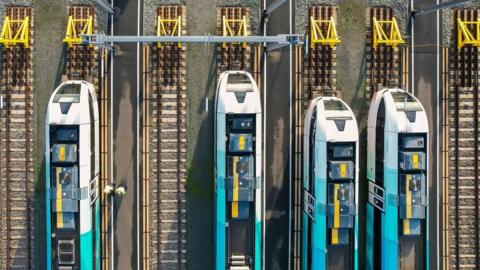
308,96,358,142
216,71,261,114
46,80,98,125
368,88,428,133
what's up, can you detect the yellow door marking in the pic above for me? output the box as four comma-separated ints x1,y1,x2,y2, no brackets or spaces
238,136,245,150
340,163,347,178
331,228,338,244
334,184,340,228
232,156,239,218
403,219,410,235
232,202,238,218
59,145,66,161
406,174,412,219
412,154,419,169
56,168,64,228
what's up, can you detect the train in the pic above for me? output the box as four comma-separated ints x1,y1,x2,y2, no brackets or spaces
45,80,101,270
302,96,359,270
366,88,429,269
215,71,262,270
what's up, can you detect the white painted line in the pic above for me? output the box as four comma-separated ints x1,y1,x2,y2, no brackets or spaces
136,0,141,269
288,0,292,269
262,0,266,268
436,1,440,268
411,0,415,95
110,1,115,269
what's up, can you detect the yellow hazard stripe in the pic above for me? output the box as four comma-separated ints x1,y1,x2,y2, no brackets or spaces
56,168,64,228
332,228,338,244
238,136,245,150
59,145,66,161
232,156,239,218
412,154,419,169
406,174,412,219
403,219,410,235
340,163,346,178
334,184,340,228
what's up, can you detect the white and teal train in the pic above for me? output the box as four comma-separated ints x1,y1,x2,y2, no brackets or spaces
302,97,359,270
45,80,101,270
366,88,429,269
215,71,262,270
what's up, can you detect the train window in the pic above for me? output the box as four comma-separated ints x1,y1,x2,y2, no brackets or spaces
51,144,77,163
232,118,253,130
332,145,354,158
54,127,78,142
324,100,348,111
391,92,422,112
226,73,253,92
57,239,75,265
54,84,81,103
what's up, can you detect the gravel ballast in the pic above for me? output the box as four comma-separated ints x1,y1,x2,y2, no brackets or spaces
66,0,108,33
144,0,185,35
0,0,32,23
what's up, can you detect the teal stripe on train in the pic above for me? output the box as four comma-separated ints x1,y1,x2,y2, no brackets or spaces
46,162,52,270
80,230,93,270
382,166,398,268
96,201,101,270
215,150,226,270
255,219,261,270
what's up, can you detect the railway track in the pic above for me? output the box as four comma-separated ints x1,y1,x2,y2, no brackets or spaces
445,9,480,270
148,5,187,269
66,5,98,83
64,5,108,269
303,5,337,100
0,6,34,269
293,6,339,269
365,7,401,99
217,7,252,73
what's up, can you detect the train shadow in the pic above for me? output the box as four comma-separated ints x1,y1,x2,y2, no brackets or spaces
184,46,217,269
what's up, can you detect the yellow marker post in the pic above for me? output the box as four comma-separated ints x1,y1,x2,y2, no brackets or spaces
232,157,239,218
56,168,64,228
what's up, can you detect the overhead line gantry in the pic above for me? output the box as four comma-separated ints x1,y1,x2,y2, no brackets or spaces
81,33,303,51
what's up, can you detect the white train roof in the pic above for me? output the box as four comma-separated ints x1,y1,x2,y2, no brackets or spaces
308,96,358,142
216,71,261,114
46,80,98,125
368,88,428,133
